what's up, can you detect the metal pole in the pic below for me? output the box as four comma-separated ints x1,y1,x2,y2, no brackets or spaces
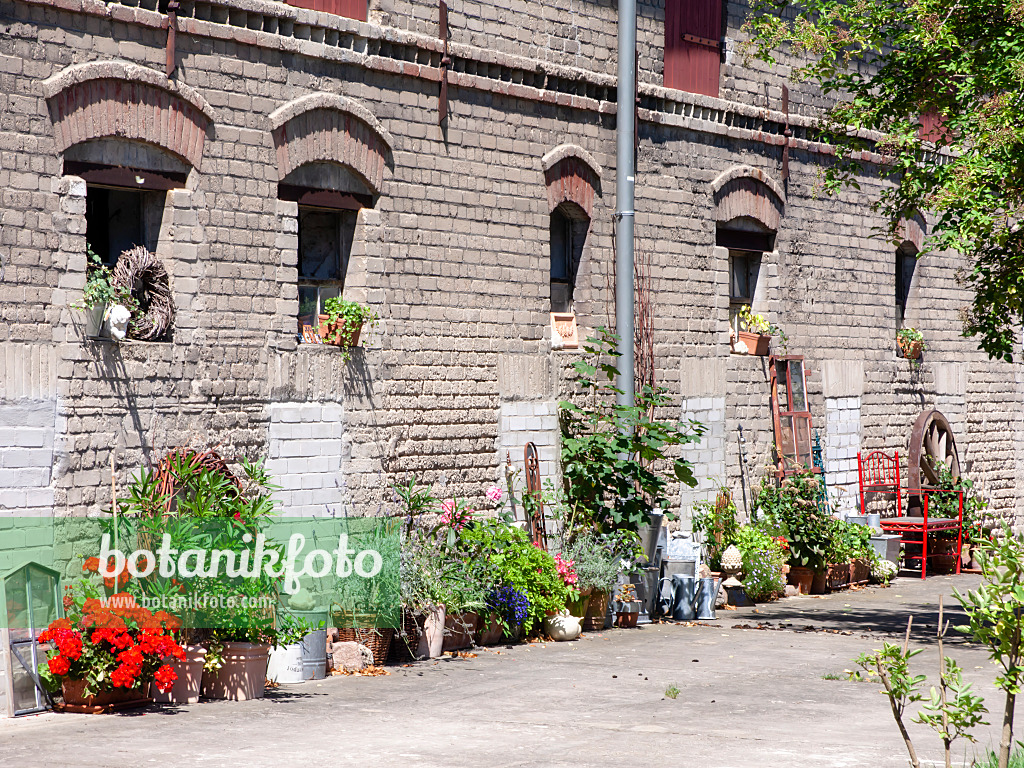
615,0,636,410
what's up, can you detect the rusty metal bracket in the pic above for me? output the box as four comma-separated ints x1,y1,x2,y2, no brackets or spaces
438,0,450,126
165,0,179,77
524,442,546,549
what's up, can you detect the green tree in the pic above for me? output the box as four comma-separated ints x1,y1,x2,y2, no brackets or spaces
744,0,1024,361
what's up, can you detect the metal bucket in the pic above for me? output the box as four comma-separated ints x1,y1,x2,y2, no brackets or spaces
695,577,720,620
301,629,327,680
268,643,305,685
658,574,697,621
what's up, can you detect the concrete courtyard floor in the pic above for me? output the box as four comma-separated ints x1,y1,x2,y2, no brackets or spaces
2,572,1018,768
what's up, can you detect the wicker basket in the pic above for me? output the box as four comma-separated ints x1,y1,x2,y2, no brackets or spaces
335,627,394,666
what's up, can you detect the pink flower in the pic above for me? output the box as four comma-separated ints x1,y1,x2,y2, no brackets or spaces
486,485,503,503
441,500,456,514
554,553,578,586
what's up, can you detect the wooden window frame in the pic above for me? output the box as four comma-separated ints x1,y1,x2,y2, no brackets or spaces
770,355,817,478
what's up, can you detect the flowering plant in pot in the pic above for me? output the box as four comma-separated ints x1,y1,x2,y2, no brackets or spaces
897,327,925,361
613,583,641,628
735,305,785,356
71,247,137,338
37,579,183,708
318,297,377,360
753,470,830,592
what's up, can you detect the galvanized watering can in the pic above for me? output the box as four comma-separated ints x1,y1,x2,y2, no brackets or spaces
657,575,720,621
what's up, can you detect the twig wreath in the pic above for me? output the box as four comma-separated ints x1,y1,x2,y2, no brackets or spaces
110,245,174,341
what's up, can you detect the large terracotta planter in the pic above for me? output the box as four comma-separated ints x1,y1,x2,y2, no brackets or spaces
849,558,871,586
152,644,207,705
475,614,504,646
61,679,145,708
583,590,610,631
442,611,479,652
825,562,850,592
416,605,446,659
201,642,270,701
811,569,828,595
787,566,814,595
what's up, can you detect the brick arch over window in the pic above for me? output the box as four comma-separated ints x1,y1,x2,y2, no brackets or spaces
541,144,603,218
41,60,216,170
899,215,926,252
711,165,785,231
269,94,394,196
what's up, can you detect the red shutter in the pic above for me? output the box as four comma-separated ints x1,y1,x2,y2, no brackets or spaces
285,0,366,22
919,111,946,143
664,0,722,97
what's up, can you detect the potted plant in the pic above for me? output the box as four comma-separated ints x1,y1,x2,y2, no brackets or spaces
318,297,377,359
734,305,783,357
551,529,627,632
753,470,830,594
613,583,641,628
897,327,925,361
37,582,183,711
72,247,136,339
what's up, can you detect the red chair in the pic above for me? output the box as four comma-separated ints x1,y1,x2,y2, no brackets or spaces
880,489,964,579
857,450,902,517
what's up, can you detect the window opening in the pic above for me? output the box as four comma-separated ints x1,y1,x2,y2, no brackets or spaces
550,205,588,314
85,185,166,266
297,206,357,334
896,244,916,330
728,249,761,336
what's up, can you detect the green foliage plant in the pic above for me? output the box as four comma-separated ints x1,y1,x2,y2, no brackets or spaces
954,530,1024,768
753,470,830,572
72,246,137,314
734,525,787,602
559,328,704,533
691,488,739,571
743,0,1024,362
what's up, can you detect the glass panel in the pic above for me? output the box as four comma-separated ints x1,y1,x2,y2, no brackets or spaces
298,285,319,325
28,566,57,630
795,416,812,468
778,415,796,463
550,211,570,280
11,646,42,713
298,209,341,280
790,360,807,412
775,360,789,411
729,251,760,302
4,566,28,630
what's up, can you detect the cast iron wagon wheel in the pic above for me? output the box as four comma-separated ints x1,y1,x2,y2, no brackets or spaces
907,409,961,491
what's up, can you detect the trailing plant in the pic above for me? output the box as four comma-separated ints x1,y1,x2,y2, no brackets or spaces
897,327,925,347
559,328,704,533
322,297,377,360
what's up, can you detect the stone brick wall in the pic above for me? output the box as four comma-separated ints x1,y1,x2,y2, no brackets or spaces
266,402,347,516
0,0,1021,558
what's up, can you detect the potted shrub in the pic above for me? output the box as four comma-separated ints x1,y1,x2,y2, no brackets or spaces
37,582,183,711
551,529,628,632
318,297,377,359
753,471,829,594
897,327,925,360
734,305,784,357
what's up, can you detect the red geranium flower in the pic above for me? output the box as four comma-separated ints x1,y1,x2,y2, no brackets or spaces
47,655,70,676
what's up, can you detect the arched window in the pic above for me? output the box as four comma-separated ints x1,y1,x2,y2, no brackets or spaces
896,242,918,330
550,202,589,314
717,216,775,336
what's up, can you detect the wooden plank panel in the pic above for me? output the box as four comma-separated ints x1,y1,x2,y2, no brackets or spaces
285,0,366,22
664,0,721,97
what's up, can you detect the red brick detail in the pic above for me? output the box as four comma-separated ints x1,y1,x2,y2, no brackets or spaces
714,176,784,231
274,108,390,194
544,157,599,218
47,78,210,169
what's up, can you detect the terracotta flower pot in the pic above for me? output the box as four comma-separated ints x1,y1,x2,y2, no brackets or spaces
61,679,144,708
200,642,270,701
566,588,592,619
475,614,504,646
787,566,814,595
615,611,639,628
737,330,771,356
416,605,446,659
442,611,479,652
583,590,610,631
826,562,850,592
898,336,923,360
849,558,871,586
151,644,207,705
318,315,364,347
811,569,828,595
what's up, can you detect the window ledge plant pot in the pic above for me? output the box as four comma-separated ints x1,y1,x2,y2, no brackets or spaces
737,330,771,356
897,337,923,360
318,314,364,347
